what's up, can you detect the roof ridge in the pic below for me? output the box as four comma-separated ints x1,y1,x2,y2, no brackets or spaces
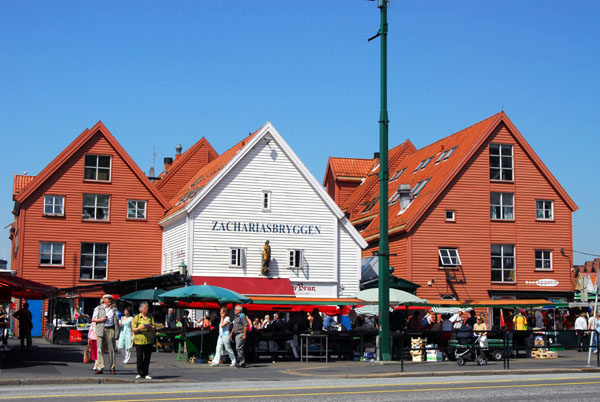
156,137,218,189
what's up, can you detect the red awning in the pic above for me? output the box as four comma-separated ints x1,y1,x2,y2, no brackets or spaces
0,274,57,300
192,276,296,297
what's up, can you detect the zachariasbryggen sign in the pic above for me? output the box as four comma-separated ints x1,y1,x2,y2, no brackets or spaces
211,220,322,235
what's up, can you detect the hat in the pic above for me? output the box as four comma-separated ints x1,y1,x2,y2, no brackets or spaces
102,294,113,300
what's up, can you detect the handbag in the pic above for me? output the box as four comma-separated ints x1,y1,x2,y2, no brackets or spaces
83,344,91,364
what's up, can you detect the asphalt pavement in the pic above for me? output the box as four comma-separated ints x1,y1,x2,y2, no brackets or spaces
1,337,600,386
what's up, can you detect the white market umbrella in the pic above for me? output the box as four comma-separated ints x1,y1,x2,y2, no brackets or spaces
355,305,393,316
355,288,428,306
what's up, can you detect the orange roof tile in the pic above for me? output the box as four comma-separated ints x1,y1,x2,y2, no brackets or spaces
164,130,261,217
355,112,578,242
328,157,373,179
13,174,36,198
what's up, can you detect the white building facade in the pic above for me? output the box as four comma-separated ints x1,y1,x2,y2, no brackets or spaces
160,123,367,298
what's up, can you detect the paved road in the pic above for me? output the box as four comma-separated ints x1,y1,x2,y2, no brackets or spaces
1,373,599,402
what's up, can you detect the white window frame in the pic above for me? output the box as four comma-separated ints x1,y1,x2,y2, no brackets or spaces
229,247,246,268
491,244,515,283
489,143,513,181
80,242,108,280
535,249,553,271
82,194,110,221
127,200,147,219
536,200,554,220
438,248,461,268
490,192,514,220
44,195,65,216
40,242,64,266
445,210,455,222
84,154,112,181
288,249,303,269
262,191,271,212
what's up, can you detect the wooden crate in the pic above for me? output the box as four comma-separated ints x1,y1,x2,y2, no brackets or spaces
531,349,558,359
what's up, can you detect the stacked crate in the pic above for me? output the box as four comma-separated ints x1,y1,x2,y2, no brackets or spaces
410,337,426,362
531,336,558,359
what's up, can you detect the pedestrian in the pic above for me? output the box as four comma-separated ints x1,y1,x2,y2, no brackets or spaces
473,315,488,361
210,307,236,367
132,301,155,379
262,314,272,330
595,313,600,354
534,309,544,329
164,308,177,330
574,312,588,352
91,294,121,374
88,318,98,371
230,304,248,368
589,312,599,353
12,302,33,352
118,307,133,364
0,305,9,351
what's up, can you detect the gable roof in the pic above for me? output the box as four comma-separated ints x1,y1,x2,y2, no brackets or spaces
160,122,368,249
14,122,171,210
344,112,578,242
323,157,373,185
155,137,218,199
13,174,36,199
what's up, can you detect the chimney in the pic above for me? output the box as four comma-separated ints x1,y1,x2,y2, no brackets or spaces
175,144,183,160
373,152,380,169
398,184,411,211
164,157,173,172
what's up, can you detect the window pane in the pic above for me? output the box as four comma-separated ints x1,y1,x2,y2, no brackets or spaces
95,243,108,254
490,144,500,154
502,169,513,181
501,156,512,168
504,193,513,206
504,207,514,220
491,270,502,282
98,156,111,168
80,268,93,279
501,145,512,156
490,155,500,168
93,268,106,280
491,256,502,269
97,195,110,206
97,169,110,181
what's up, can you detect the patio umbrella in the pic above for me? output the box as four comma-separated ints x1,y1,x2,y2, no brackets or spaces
354,288,428,306
158,284,252,361
120,288,166,302
355,305,393,316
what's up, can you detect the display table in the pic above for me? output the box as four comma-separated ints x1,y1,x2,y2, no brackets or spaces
300,333,328,363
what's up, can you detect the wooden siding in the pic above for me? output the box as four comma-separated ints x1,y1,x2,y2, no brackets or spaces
166,133,362,294
338,221,361,297
404,124,573,300
15,132,164,290
161,217,187,273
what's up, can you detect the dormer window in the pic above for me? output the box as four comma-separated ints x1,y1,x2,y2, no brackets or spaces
84,155,111,181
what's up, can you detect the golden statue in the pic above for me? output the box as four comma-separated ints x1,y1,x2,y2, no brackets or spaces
261,240,271,275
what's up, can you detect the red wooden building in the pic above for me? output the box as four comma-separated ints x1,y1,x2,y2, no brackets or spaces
10,122,170,325
325,112,578,302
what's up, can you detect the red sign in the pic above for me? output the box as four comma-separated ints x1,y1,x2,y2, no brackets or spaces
69,329,82,343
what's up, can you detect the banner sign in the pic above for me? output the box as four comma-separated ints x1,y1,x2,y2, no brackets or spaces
525,279,559,287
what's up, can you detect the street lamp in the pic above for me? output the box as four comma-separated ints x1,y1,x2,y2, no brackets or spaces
178,260,188,277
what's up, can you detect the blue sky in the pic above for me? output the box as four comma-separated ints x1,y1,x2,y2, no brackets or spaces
1,1,598,266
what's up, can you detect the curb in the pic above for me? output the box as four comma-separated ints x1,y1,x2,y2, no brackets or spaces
0,378,187,387
345,367,600,379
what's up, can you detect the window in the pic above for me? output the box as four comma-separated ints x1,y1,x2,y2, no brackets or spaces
535,250,553,271
289,249,303,268
438,248,461,268
44,195,64,216
445,210,455,222
84,154,111,181
411,177,431,198
389,191,400,204
230,248,246,267
413,159,426,172
443,146,457,161
435,150,448,164
362,197,379,214
80,243,108,280
40,242,64,266
127,200,146,219
491,244,515,282
82,194,110,221
536,200,553,220
420,156,434,170
390,168,406,182
262,191,271,212
490,192,514,220
489,144,513,181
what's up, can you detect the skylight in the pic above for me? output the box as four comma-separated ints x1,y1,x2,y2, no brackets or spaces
413,160,425,173
362,197,379,214
411,177,431,198
443,146,457,161
435,150,448,164
390,167,406,182
420,156,434,170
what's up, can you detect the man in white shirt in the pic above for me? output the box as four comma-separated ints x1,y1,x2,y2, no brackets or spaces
92,295,120,374
574,312,588,352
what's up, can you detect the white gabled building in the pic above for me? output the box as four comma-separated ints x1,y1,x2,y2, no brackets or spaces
159,122,367,299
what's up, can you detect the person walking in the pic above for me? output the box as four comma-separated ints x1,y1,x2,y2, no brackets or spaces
230,305,248,368
118,307,133,364
12,302,33,352
132,302,155,379
574,312,588,352
92,294,121,374
210,307,236,367
0,305,9,351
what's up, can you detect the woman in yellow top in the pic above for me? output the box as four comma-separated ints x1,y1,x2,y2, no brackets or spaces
132,302,155,379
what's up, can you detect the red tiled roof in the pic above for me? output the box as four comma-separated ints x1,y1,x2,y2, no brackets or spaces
352,112,578,241
164,130,261,217
13,174,36,198
327,157,373,179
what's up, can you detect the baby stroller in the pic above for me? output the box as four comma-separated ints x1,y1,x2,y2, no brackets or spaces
454,333,488,366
